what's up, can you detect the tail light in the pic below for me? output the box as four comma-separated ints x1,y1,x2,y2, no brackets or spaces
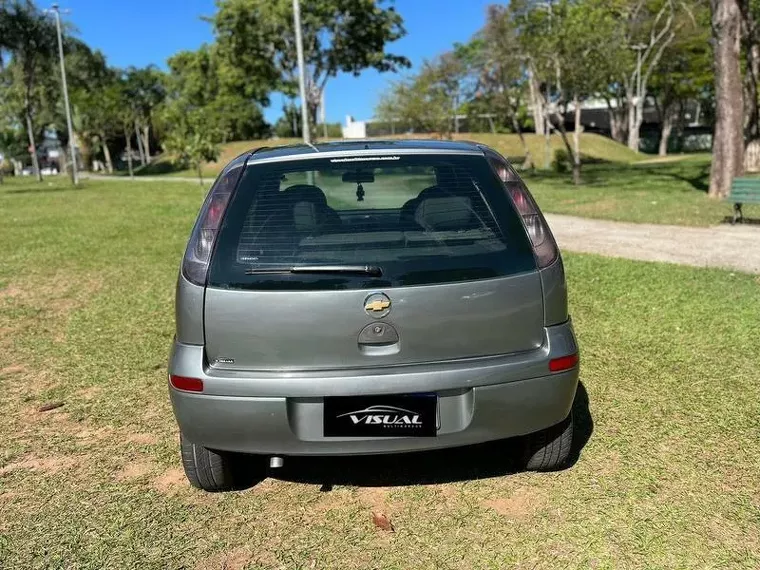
489,157,559,269
181,168,240,286
169,375,204,392
549,353,579,372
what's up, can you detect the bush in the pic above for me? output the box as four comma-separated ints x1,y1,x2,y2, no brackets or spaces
552,149,570,173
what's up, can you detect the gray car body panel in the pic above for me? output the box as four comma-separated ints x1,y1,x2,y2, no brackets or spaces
204,271,544,371
539,257,568,326
169,140,579,456
169,321,578,455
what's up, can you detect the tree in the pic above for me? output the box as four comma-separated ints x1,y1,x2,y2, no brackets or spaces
0,1,58,181
162,110,220,186
65,38,114,171
273,102,302,138
649,6,712,156
166,45,270,142
211,0,410,135
124,65,166,164
709,0,744,198
477,5,535,167
377,57,461,138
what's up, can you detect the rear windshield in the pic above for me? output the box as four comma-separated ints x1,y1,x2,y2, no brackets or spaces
208,154,535,290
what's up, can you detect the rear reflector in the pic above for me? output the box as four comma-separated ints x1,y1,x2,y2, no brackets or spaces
549,354,579,372
170,375,204,392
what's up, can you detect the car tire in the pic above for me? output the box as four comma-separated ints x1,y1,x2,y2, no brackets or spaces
180,434,262,492
522,412,573,471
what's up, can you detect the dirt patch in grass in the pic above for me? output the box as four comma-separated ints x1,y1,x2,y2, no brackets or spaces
193,547,253,570
0,454,79,476
0,364,27,376
356,486,392,512
125,432,159,446
483,487,542,520
0,285,22,299
115,461,154,482
153,467,187,495
74,426,115,441
76,385,102,400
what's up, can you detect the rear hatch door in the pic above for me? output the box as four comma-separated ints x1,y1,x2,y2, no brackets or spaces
204,152,543,371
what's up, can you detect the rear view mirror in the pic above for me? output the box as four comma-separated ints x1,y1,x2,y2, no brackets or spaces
342,170,375,184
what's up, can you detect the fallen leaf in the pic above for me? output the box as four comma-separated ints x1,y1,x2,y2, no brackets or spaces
37,401,64,412
371,511,394,532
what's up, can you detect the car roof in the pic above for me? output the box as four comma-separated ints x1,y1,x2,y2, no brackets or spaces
236,139,487,167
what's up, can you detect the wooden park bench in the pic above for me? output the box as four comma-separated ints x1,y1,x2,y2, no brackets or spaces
728,177,760,223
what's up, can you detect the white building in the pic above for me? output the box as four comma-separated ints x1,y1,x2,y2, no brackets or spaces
341,115,367,139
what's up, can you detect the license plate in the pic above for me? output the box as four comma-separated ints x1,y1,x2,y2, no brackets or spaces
324,394,437,437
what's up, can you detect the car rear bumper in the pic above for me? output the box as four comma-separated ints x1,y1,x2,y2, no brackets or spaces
168,321,579,456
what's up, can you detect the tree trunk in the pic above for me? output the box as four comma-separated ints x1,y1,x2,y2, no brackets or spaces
606,96,628,144
60,146,68,175
101,131,114,174
626,87,640,151
25,110,42,182
743,6,760,140
528,65,544,135
134,124,146,165
510,111,534,170
658,104,676,157
550,107,579,185
142,124,151,163
124,127,134,179
197,163,204,187
709,0,744,198
572,96,582,185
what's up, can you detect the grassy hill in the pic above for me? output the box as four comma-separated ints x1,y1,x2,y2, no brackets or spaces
132,132,644,178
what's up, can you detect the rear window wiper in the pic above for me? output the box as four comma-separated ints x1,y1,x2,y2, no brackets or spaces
245,265,383,277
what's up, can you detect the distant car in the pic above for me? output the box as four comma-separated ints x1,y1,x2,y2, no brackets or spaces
169,140,579,491
40,166,59,175
21,167,33,176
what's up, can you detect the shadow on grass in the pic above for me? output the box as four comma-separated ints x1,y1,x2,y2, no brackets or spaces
112,160,184,176
654,161,710,192
720,215,760,225
258,381,593,490
4,184,79,195
521,157,711,193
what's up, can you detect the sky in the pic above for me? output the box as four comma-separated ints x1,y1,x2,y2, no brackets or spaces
60,0,495,125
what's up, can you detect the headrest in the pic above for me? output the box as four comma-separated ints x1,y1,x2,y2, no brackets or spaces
414,196,473,231
281,184,328,207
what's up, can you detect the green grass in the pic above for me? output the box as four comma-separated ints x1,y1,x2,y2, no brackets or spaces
526,154,760,226
1,176,760,569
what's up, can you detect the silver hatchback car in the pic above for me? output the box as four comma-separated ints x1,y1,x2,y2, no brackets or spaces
169,140,579,491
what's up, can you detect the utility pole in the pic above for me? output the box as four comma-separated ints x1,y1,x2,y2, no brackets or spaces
293,0,311,145
49,4,78,185
536,0,554,169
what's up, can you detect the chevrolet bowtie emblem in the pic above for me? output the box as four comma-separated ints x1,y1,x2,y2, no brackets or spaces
365,299,390,312
364,293,392,317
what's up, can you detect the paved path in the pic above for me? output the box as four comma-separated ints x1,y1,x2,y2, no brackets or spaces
545,214,760,274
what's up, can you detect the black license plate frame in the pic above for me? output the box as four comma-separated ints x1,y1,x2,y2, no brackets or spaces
323,394,438,437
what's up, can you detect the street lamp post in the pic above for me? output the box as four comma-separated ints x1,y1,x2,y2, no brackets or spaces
49,4,78,185
292,0,311,145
